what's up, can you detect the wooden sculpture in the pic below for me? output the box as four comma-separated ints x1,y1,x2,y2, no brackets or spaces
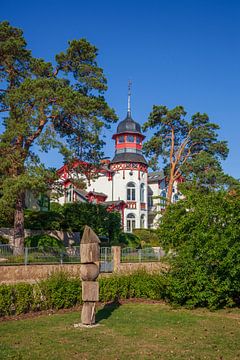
80,225,100,325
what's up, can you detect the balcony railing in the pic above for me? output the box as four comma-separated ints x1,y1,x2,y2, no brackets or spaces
127,201,137,209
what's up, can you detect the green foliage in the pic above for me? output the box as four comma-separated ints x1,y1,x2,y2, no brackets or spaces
159,187,240,309
143,105,229,201
117,232,141,247
24,209,63,230
13,283,34,314
38,272,81,310
0,235,9,244
24,234,65,250
23,202,122,245
0,284,12,316
61,202,121,244
0,271,167,316
0,21,117,249
133,229,160,248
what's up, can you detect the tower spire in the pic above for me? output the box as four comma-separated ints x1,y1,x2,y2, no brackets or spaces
127,80,132,116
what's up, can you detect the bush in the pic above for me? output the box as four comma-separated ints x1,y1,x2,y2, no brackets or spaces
159,188,240,309
117,232,141,247
24,210,63,230
0,271,167,316
38,272,81,310
0,235,9,244
133,229,160,248
24,234,65,250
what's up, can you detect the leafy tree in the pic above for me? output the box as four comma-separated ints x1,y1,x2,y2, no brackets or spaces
0,21,117,252
159,187,240,308
143,106,229,203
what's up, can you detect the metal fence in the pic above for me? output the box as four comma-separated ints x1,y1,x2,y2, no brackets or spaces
0,245,113,271
121,247,165,263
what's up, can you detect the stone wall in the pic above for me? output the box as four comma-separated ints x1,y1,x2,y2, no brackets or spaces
0,264,82,284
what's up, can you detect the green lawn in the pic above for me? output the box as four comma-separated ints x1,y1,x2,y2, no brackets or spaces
1,303,240,360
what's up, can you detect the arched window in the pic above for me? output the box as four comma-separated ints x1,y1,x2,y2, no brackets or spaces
127,182,136,201
140,214,145,228
127,213,136,232
140,183,145,202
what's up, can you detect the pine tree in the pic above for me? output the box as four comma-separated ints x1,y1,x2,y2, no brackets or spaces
0,21,117,253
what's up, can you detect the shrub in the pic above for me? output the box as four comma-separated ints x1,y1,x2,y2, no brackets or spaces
133,229,160,248
159,188,240,309
0,235,9,244
38,271,81,310
0,284,12,316
0,271,168,316
24,234,65,250
24,210,63,230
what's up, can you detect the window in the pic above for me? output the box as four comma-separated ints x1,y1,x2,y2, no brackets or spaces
173,193,179,203
127,213,136,232
160,189,166,208
136,137,141,144
140,183,145,202
118,135,124,143
66,185,73,203
140,214,145,228
127,135,134,142
127,182,136,201
148,195,153,207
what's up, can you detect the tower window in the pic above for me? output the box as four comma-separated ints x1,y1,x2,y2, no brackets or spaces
118,136,124,143
136,137,141,144
140,183,145,202
127,135,134,142
127,213,136,232
127,182,136,201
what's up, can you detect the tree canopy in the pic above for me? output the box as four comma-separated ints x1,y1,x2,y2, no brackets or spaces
158,186,240,308
143,105,229,202
0,21,117,250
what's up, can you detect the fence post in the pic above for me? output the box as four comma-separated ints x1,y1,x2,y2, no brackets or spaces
112,246,121,272
24,247,28,266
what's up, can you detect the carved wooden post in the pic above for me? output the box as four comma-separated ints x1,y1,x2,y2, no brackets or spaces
80,225,100,325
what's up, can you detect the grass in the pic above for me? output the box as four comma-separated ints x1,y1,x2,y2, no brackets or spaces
1,303,240,360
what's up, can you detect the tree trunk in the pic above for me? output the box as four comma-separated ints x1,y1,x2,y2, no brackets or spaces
13,192,25,255
167,178,174,205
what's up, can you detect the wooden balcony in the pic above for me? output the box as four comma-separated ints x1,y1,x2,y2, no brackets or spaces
127,201,137,209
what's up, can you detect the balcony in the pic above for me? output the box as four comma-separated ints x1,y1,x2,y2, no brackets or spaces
127,201,137,209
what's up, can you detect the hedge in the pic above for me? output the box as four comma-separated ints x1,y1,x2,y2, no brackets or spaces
0,271,167,316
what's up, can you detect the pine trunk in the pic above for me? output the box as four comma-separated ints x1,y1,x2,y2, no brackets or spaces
13,192,25,255
167,178,174,205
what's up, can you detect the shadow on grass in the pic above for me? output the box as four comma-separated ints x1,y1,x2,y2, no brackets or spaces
96,300,121,323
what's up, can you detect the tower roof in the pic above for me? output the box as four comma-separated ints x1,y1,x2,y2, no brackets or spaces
116,113,142,134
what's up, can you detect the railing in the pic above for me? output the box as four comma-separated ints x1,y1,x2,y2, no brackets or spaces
121,247,165,263
100,247,113,272
127,201,137,209
0,245,113,271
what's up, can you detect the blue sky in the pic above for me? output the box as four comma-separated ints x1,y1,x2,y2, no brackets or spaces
2,0,240,178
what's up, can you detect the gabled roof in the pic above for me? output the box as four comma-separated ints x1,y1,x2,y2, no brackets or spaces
148,171,165,183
